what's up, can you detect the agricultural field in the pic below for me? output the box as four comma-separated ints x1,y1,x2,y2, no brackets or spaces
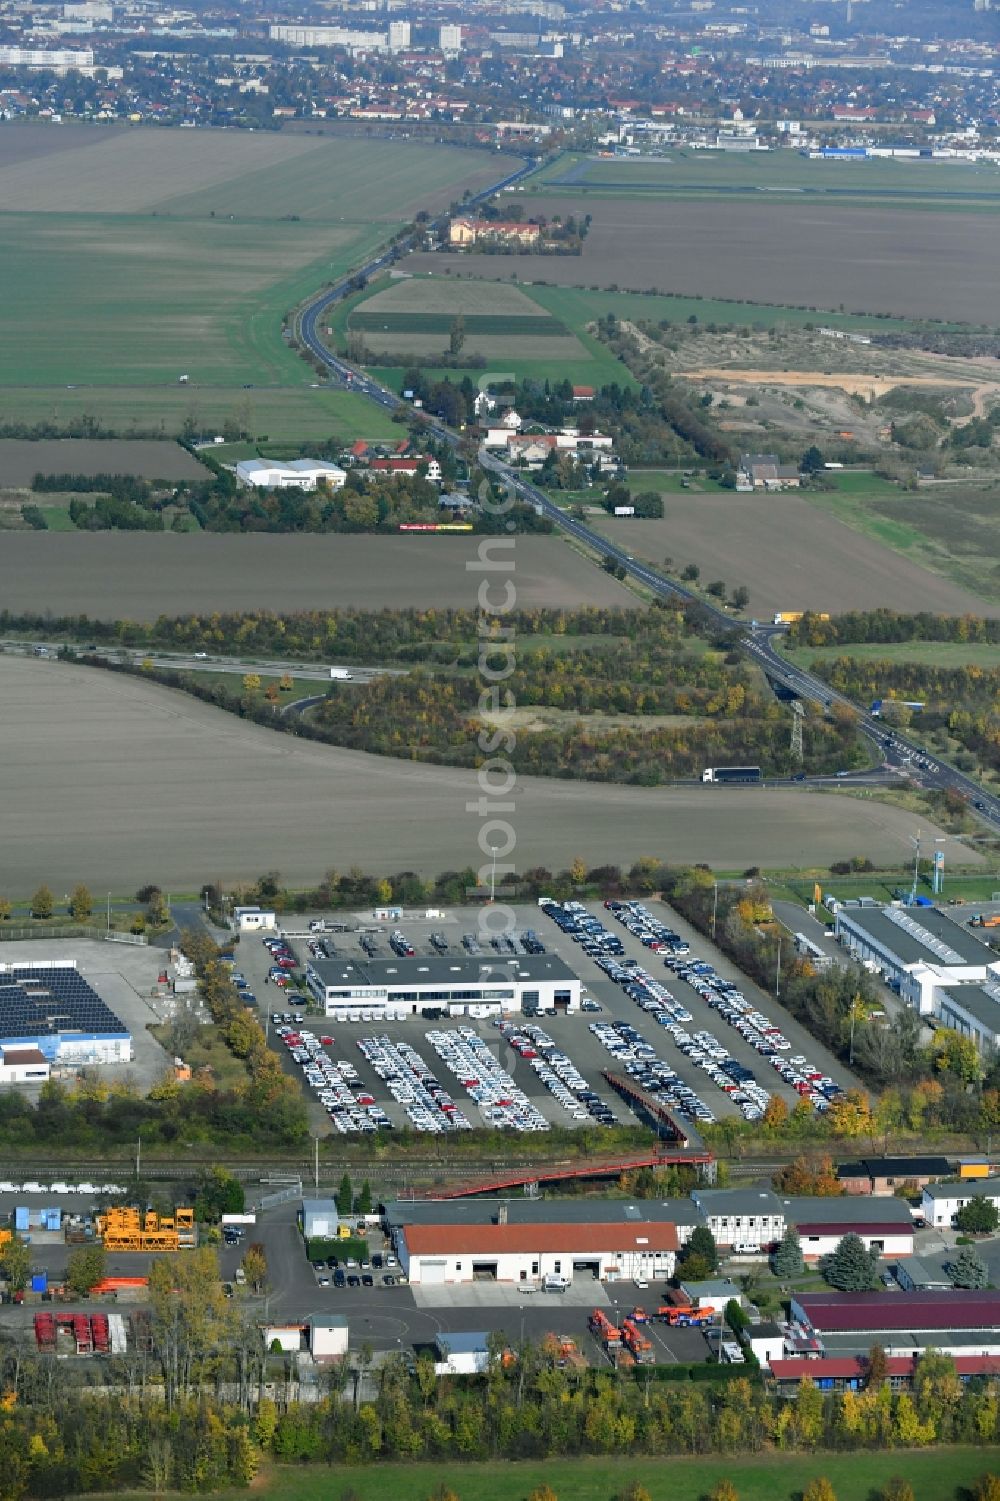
807,483,1000,604
346,273,629,386
417,196,1000,324
0,438,207,486
250,1451,1000,1501
0,125,503,438
535,146,1000,207
589,490,1000,619
0,533,638,618
0,653,969,892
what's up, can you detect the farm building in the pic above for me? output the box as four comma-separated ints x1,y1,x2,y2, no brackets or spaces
235,459,346,491
388,1199,680,1286
736,453,801,491
921,1175,1000,1228
0,963,131,1066
794,1218,914,1260
305,954,581,1020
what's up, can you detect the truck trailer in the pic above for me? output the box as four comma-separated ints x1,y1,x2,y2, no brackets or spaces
702,766,762,784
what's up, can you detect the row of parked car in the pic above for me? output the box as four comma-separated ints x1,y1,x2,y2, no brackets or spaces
278,1026,391,1134
260,934,300,988
661,1023,771,1123
605,901,691,958
588,1020,716,1125
493,1020,618,1127
0,1180,125,1196
356,1035,474,1133
662,955,844,1111
539,898,626,959
426,1027,551,1132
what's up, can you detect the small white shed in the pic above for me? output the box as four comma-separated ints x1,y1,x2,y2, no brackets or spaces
310,1316,349,1361
302,1198,339,1240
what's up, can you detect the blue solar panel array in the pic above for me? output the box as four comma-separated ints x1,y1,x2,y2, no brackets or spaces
0,966,127,1042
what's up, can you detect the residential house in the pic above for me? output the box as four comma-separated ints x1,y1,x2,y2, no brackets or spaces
737,453,802,490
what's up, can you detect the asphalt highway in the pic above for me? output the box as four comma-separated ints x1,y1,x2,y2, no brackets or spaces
290,167,1000,837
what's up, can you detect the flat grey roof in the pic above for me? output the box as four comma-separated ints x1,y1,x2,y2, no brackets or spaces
385,1197,700,1231
938,985,1000,1038
924,1175,1000,1199
692,1187,782,1216
780,1195,914,1226
308,954,578,988
838,906,993,967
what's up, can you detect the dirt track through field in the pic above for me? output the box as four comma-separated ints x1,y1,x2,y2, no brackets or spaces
0,656,970,891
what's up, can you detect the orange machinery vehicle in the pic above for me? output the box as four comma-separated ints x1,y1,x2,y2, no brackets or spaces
96,1206,195,1253
655,1302,713,1327
621,1318,654,1364
588,1308,622,1349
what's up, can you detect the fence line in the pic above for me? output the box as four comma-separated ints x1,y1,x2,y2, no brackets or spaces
0,925,148,945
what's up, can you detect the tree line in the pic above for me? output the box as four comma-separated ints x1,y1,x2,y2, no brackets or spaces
786,610,1000,648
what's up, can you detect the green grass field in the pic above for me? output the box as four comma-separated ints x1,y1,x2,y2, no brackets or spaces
250,1450,998,1501
533,147,1000,210
782,640,1000,670
0,133,498,440
524,282,913,334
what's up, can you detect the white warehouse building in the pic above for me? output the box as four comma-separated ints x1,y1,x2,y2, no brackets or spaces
386,1199,679,1286
834,903,999,1027
235,459,346,491
306,954,580,1020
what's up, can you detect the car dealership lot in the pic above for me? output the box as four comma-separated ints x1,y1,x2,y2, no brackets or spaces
236,897,854,1133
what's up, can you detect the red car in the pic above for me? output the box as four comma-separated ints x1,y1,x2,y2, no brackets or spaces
320,1035,334,1046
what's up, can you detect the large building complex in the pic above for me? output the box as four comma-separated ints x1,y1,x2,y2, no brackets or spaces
0,963,131,1066
305,954,581,1020
833,901,1000,1047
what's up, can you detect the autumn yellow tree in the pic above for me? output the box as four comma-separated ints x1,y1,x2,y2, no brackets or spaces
242,672,261,696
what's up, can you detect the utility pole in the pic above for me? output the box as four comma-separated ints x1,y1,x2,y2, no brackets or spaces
136,1135,141,1178
314,1137,319,1194
775,936,782,998
711,881,718,940
107,891,112,933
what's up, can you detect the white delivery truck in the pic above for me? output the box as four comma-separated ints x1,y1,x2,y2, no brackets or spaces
329,666,354,680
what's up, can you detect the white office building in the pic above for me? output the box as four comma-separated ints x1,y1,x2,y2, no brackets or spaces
921,1176,1000,1228
439,23,463,51
306,954,581,1020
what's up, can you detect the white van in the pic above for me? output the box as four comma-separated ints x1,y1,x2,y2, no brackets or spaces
542,1274,570,1293
732,1241,760,1256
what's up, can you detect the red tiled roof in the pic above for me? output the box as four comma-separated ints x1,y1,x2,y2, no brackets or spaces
403,1222,678,1257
